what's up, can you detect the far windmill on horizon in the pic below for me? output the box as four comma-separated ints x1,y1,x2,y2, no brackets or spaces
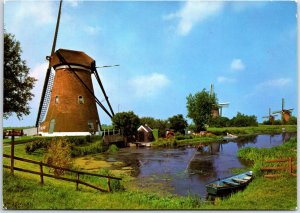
262,108,278,124
272,98,294,124
210,84,230,118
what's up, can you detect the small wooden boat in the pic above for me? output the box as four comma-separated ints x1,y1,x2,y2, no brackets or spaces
206,171,253,196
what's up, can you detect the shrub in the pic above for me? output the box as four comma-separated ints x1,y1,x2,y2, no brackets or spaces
71,141,107,157
230,112,258,127
175,135,193,140
287,116,297,125
107,144,119,153
209,116,230,127
25,138,52,154
44,139,72,176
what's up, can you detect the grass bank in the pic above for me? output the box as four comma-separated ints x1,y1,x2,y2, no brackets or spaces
152,125,296,147
207,136,297,210
208,124,297,135
2,130,297,210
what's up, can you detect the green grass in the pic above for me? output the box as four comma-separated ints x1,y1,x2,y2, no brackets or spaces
2,133,297,210
3,136,39,144
208,124,297,135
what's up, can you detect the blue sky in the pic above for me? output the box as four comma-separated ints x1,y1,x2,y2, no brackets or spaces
4,0,298,127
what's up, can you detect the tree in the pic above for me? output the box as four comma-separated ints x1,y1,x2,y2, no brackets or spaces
4,31,37,119
186,89,218,131
230,112,258,127
112,111,140,141
209,116,230,128
168,114,188,134
140,117,158,129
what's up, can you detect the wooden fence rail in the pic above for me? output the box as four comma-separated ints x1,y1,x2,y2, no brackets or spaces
3,154,122,193
261,157,297,178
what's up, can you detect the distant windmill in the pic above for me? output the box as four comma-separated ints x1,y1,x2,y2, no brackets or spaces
210,84,230,117
272,98,294,124
262,108,278,124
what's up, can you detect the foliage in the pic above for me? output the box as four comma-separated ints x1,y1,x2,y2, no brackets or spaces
4,31,37,119
112,111,140,141
186,89,218,131
175,135,193,140
209,116,230,127
71,141,107,157
107,144,119,153
44,139,72,176
140,117,158,128
25,139,50,154
168,114,188,134
238,137,297,174
229,112,258,127
286,116,297,125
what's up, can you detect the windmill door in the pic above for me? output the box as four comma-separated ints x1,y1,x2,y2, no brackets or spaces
49,119,55,134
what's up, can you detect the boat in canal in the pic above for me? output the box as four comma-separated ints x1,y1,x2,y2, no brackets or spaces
205,171,253,196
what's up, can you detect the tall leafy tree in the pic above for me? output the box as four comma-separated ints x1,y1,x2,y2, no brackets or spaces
168,114,188,134
112,111,140,141
4,31,36,119
186,89,218,131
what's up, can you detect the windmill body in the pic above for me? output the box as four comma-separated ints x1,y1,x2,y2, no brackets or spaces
262,108,277,124
210,84,229,118
39,49,100,136
272,98,293,124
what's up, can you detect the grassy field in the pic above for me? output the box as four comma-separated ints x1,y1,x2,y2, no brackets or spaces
208,124,297,135
152,125,297,147
2,126,297,210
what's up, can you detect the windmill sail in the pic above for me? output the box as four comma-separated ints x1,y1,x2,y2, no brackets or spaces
36,0,63,127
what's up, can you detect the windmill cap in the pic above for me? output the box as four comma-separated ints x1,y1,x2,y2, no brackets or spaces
50,48,95,71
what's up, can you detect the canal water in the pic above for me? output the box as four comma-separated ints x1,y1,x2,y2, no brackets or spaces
89,132,296,197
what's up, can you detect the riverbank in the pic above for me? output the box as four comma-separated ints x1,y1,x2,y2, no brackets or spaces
2,134,297,210
152,125,297,147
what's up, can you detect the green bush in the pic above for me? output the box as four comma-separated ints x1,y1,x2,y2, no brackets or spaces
71,141,107,157
175,135,193,140
209,116,230,127
230,112,258,127
44,139,72,176
107,144,119,153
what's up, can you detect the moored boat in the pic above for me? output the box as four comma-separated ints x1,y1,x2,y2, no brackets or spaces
206,171,253,196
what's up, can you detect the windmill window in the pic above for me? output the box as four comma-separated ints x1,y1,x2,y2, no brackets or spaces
55,96,59,104
88,122,94,130
78,96,84,104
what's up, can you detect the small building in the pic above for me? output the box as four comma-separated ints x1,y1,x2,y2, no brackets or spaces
137,124,154,142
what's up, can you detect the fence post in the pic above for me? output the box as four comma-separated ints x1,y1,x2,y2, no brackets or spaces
76,173,80,190
10,129,15,175
107,177,111,192
288,157,292,175
40,162,44,184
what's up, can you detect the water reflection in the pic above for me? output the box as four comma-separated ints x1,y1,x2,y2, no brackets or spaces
99,132,296,196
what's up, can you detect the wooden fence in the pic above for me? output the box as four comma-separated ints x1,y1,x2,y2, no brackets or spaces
3,154,122,192
261,157,297,178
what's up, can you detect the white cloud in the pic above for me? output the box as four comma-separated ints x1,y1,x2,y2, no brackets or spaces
217,76,236,83
84,26,101,35
29,62,49,105
256,78,292,89
65,0,80,7
129,73,170,97
230,59,245,71
12,1,56,26
164,1,224,36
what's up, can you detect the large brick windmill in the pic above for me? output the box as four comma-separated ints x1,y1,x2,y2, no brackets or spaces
36,0,115,136
272,98,294,124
